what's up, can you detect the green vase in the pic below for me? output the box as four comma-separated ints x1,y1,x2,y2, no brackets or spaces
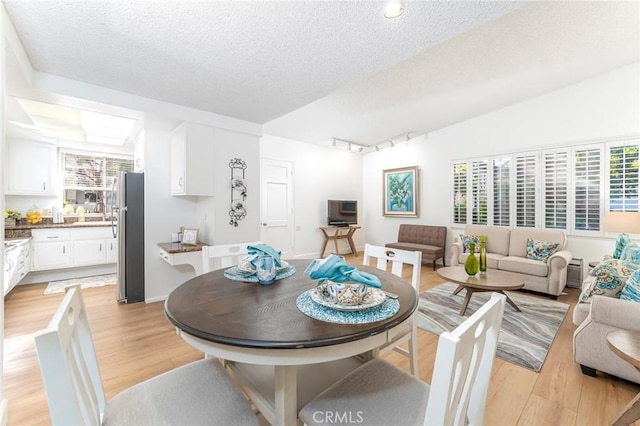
465,242,479,276
479,236,487,273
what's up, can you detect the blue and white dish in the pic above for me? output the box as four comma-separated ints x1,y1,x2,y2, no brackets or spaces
297,290,399,324
224,265,296,283
310,285,386,312
238,259,290,274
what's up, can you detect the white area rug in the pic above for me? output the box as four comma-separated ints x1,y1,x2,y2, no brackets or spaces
44,274,117,295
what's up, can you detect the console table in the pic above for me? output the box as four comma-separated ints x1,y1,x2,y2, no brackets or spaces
319,225,361,257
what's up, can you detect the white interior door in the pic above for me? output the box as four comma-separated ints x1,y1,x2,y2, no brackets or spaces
260,159,294,257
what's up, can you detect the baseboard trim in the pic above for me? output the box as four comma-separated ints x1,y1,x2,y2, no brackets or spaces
144,295,166,304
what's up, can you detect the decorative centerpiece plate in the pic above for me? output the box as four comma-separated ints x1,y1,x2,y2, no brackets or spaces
238,259,290,273
310,285,386,312
224,264,296,283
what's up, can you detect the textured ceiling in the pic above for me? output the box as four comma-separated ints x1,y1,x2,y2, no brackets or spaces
3,0,639,148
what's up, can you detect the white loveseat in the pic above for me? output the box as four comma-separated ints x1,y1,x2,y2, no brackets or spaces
449,225,572,297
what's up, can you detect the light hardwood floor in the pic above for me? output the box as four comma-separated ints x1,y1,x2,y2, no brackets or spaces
4,254,640,425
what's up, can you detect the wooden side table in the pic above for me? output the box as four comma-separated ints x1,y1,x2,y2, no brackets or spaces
606,330,640,426
319,226,361,257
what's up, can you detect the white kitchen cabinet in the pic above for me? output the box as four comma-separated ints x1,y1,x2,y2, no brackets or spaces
73,239,108,266
6,140,57,195
134,129,145,172
106,238,118,263
31,227,116,271
170,122,215,196
33,241,72,270
4,240,30,295
72,227,117,266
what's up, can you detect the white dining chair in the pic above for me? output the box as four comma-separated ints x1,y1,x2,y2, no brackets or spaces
34,287,259,426
299,292,506,426
201,241,262,273
362,243,422,376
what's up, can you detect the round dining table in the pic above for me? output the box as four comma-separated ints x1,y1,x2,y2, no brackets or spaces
164,259,418,426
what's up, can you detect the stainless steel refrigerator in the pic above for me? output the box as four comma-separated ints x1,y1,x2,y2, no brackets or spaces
111,171,145,303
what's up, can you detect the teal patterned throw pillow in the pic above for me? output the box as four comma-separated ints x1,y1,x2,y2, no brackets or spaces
582,258,639,301
613,233,631,259
459,235,481,253
620,242,640,264
525,238,560,263
621,269,640,302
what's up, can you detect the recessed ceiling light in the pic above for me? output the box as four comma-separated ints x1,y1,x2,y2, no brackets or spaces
384,0,404,18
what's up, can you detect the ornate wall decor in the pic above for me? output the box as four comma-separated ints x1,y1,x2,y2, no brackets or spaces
229,158,247,227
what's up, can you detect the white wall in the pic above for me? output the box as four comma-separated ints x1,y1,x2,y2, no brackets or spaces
260,135,363,257
143,116,261,301
207,127,261,245
362,62,640,267
143,115,199,301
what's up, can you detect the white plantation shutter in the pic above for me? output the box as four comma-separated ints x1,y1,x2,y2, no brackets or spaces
608,142,639,212
515,154,537,228
452,161,468,224
471,160,488,224
492,157,510,226
574,146,602,231
543,150,568,229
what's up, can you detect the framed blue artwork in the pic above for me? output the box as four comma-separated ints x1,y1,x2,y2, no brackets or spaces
383,166,419,217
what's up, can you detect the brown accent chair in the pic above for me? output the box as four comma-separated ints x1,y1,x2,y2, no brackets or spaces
385,224,447,270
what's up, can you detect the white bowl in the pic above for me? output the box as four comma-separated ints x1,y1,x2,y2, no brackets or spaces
317,281,368,306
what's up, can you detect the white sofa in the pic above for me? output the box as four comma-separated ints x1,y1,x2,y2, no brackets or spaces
573,276,640,384
449,225,572,297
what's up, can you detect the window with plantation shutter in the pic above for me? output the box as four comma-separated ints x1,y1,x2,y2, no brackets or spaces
492,158,510,226
574,146,602,231
543,150,568,229
450,139,637,235
452,161,467,224
515,154,537,227
470,160,488,224
608,142,639,212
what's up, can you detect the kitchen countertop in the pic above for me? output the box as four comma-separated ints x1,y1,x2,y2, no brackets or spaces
5,221,114,230
158,242,207,253
5,220,115,239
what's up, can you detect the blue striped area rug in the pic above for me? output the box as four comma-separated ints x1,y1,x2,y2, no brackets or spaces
416,282,569,372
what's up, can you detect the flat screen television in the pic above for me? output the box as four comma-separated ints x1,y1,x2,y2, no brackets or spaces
327,200,358,226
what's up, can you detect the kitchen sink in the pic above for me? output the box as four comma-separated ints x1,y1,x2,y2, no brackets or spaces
74,221,115,226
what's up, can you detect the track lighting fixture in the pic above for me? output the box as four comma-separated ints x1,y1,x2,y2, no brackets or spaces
331,137,366,153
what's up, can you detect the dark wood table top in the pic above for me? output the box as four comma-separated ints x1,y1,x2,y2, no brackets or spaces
165,259,417,349
437,266,524,291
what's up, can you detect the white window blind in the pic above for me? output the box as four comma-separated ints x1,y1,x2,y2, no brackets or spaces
608,142,639,212
574,146,602,231
63,152,133,191
515,154,537,227
543,150,568,229
471,160,488,224
492,157,510,227
452,162,467,224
